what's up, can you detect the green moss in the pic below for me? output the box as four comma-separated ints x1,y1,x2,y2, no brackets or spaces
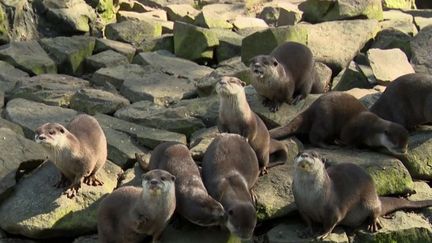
363,0,384,21
366,163,414,195
382,0,415,9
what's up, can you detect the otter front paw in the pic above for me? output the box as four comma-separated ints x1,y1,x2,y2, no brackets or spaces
83,175,104,186
64,183,81,199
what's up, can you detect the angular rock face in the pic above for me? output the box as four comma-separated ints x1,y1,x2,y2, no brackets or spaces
84,50,129,72
165,4,199,23
411,25,432,75
105,20,162,45
0,60,29,93
0,161,122,239
94,38,136,62
91,64,146,89
404,128,432,180
70,88,130,115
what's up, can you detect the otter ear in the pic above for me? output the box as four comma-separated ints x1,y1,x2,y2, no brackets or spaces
240,81,246,87
272,58,278,66
171,175,176,182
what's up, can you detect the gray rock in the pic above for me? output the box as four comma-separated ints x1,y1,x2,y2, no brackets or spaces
173,21,219,61
94,38,136,62
160,224,234,243
171,95,220,127
39,36,96,76
70,88,130,115
119,163,144,187
133,51,214,81
0,89,3,108
194,5,235,29
214,56,252,84
85,50,129,72
105,20,162,45
0,60,29,94
118,0,150,12
0,41,57,75
119,66,196,105
411,25,432,75
404,127,432,180
138,0,194,8
408,181,432,219
91,64,146,89
211,28,243,63
165,4,199,23
300,19,380,72
4,98,78,139
9,74,90,107
367,48,414,85
344,88,381,108
308,148,414,195
1,0,39,42
0,117,25,136
137,34,174,53
371,29,412,58
332,61,373,91
259,1,303,26
94,113,186,149
117,10,168,22
0,160,122,239
353,211,432,243
232,17,268,30
73,234,98,243
189,126,219,161
380,10,417,35
194,71,220,97
266,222,348,243
382,0,416,9
405,9,432,30
314,62,332,92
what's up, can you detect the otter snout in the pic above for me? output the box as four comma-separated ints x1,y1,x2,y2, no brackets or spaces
35,134,46,142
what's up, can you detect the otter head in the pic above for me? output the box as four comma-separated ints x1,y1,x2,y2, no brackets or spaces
34,123,68,149
374,123,408,156
216,76,246,97
249,55,281,81
225,202,256,240
294,151,325,174
187,196,225,227
141,169,175,197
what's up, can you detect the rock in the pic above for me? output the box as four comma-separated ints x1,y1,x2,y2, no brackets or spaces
138,0,195,8
105,20,162,45
255,139,301,221
173,21,219,61
232,17,268,30
259,1,303,26
194,4,237,29
94,38,136,62
133,51,214,81
301,19,380,72
0,89,3,107
39,36,96,76
194,71,220,97
4,98,78,139
380,10,417,35
91,64,146,89
371,29,412,58
119,163,144,187
332,61,373,91
314,62,332,92
235,27,269,37
211,29,243,63
382,0,416,9
241,25,308,64
404,128,432,180
0,41,57,75
408,181,432,219
214,57,252,84
94,113,187,149
118,0,150,12
406,10,432,30
171,96,220,127
0,60,29,93
1,0,39,42
353,211,432,243
160,224,233,243
88,0,116,26
299,0,383,23
9,74,90,107
165,4,199,23
189,126,219,161
0,160,122,239
0,117,25,136
367,48,414,85
266,222,348,243
85,50,129,72
41,0,96,33
119,66,196,105
309,148,414,195
103,126,150,169
411,25,432,75
70,88,130,115
116,11,170,30
73,234,98,243
345,88,381,108
114,100,206,138
138,34,174,53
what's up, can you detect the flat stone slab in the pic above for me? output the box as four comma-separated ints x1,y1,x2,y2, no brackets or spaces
380,10,417,35
70,88,130,115
105,20,162,45
0,60,29,93
94,113,186,149
4,98,78,139
94,38,136,62
91,64,146,89
165,4,199,23
0,160,122,239
9,74,90,107
39,36,95,75
0,41,57,75
85,50,129,72
119,66,196,105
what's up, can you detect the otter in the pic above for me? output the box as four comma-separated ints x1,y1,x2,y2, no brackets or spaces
148,142,225,227
216,76,288,175
202,133,259,240
370,73,432,130
249,41,322,111
293,151,432,239
97,169,176,243
269,92,409,155
35,114,107,198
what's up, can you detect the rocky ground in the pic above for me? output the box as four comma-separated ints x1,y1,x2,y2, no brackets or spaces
0,0,432,242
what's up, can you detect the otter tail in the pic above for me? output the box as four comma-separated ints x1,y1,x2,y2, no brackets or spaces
269,114,306,139
379,197,432,216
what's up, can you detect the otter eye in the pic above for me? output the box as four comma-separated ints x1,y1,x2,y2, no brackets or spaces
171,176,176,181
228,210,234,216
273,61,278,66
161,176,166,181
59,128,65,133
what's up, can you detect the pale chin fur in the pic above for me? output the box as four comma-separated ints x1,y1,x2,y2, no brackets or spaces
378,134,405,155
226,220,237,236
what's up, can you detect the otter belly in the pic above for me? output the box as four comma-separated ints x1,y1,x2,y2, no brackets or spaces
340,204,370,227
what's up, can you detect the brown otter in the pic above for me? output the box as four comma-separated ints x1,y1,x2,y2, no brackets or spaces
97,169,176,243
293,151,432,239
148,141,225,227
202,133,259,240
35,114,107,198
216,76,288,175
370,73,432,130
249,41,322,111
269,92,409,155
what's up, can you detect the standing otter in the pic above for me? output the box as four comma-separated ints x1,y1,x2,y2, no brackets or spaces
148,142,225,227
202,134,259,240
216,76,288,175
370,73,432,130
269,92,409,155
97,169,176,243
249,41,321,111
293,151,432,239
35,114,107,198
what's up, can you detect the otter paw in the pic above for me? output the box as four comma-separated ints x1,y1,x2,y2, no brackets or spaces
268,103,279,112
259,167,268,176
84,176,104,186
64,185,80,199
367,219,382,232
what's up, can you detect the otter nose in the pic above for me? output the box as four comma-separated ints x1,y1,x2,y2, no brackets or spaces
219,79,227,85
37,134,46,141
150,179,158,185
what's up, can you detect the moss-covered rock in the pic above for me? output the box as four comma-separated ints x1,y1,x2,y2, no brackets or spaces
211,28,243,63
94,38,136,62
165,4,199,23
105,20,162,45
91,64,146,89
332,61,372,91
404,128,432,180
0,60,30,93
410,25,432,75
85,50,129,72
0,4,9,44
382,0,416,9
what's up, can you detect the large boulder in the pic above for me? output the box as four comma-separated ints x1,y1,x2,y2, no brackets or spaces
90,63,146,89
411,25,432,75
85,50,129,72
382,0,416,9
371,29,412,58
404,127,432,180
0,160,122,239
165,4,199,23
1,0,39,42
259,1,303,26
0,60,29,93
94,38,136,62
105,20,162,45
194,3,245,29
380,10,417,35
212,29,243,63
70,88,130,115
